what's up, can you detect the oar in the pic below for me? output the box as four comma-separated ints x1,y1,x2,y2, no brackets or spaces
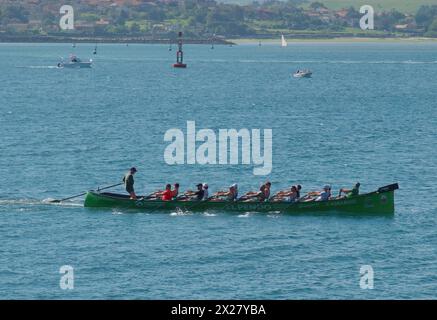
49,182,123,203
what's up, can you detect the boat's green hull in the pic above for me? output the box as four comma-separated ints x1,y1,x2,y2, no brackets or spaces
84,188,396,215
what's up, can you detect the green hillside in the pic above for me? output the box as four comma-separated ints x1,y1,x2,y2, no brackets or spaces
220,0,437,14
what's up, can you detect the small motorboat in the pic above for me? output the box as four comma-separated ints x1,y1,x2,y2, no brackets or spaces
293,69,312,78
58,55,92,68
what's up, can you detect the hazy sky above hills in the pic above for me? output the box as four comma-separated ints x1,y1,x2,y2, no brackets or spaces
219,0,437,13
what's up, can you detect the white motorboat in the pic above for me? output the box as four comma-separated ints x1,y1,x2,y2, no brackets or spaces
58,55,92,68
293,69,312,78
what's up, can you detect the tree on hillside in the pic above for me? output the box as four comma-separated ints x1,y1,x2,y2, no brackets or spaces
4,5,30,23
115,9,130,25
416,5,437,29
130,22,140,34
376,9,406,31
309,2,327,10
425,17,437,36
42,11,57,27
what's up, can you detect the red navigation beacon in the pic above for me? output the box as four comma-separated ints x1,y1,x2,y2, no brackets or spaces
173,31,187,68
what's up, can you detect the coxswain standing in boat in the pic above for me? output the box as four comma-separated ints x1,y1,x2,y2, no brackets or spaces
123,167,137,200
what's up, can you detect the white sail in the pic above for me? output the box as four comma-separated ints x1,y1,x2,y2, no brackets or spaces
281,34,287,47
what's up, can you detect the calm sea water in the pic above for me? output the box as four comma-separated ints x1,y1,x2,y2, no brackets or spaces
0,42,436,299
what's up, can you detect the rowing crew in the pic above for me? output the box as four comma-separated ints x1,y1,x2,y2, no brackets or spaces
122,168,361,202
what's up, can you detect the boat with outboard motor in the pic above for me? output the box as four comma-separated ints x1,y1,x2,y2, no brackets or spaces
58,55,92,68
293,69,312,78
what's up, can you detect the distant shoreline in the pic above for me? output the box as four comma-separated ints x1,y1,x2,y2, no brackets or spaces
1,35,437,45
0,35,235,45
231,37,437,44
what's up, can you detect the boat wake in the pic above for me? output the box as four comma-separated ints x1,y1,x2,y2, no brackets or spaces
15,66,59,69
41,198,83,207
202,212,217,217
170,208,192,216
0,199,42,206
0,198,82,209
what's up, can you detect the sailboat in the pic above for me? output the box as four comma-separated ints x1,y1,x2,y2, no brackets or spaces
281,34,287,47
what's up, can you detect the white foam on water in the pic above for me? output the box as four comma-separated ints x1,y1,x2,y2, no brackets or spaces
238,212,252,218
41,198,83,207
16,66,59,69
267,212,282,218
202,212,217,217
170,208,192,216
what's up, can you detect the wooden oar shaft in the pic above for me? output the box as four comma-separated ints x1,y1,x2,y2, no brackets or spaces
51,182,123,203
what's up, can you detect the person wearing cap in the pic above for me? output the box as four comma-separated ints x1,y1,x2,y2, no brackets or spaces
339,183,360,198
316,185,331,201
179,184,203,201
301,185,331,202
123,167,137,200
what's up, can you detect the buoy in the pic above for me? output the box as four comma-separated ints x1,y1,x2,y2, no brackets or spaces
173,32,187,68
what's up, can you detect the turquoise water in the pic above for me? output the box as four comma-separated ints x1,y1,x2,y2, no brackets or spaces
0,42,436,299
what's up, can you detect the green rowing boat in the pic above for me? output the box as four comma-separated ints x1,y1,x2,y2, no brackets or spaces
84,183,398,214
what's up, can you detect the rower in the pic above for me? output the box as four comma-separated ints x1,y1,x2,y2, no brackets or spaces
183,184,205,201
202,183,209,200
212,184,238,201
259,182,271,201
122,167,137,200
172,183,180,199
194,183,205,201
315,185,331,201
339,182,360,198
272,185,299,202
230,183,238,200
241,182,271,202
162,184,173,201
296,185,302,198
148,182,179,200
